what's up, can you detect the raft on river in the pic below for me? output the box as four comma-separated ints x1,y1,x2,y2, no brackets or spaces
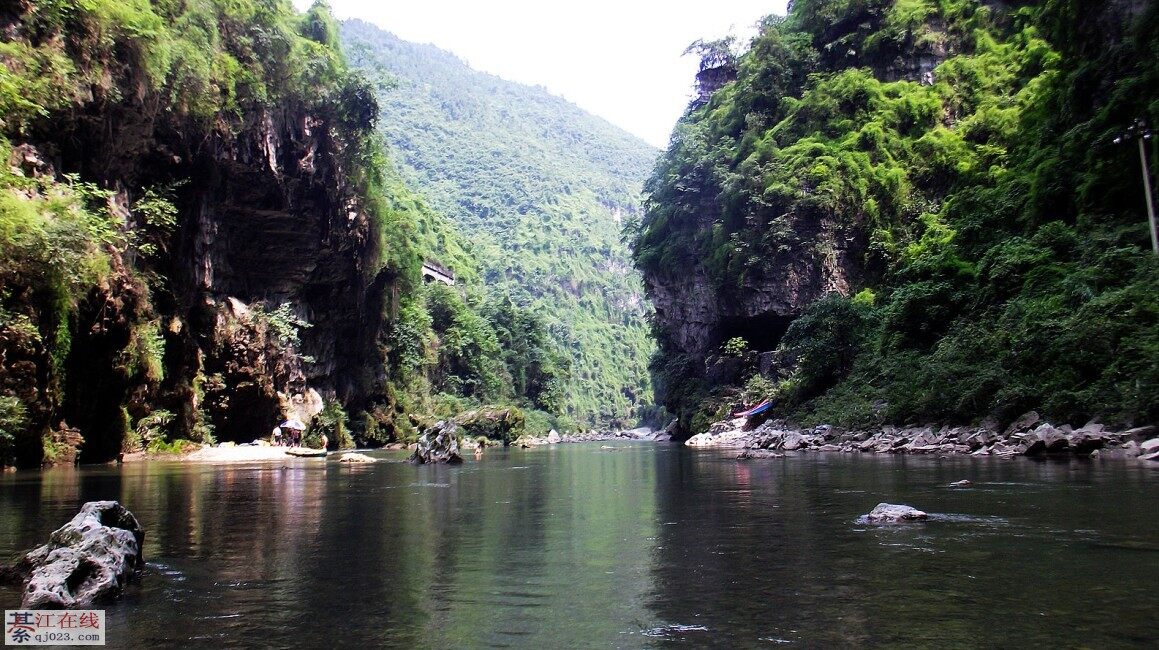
285,447,327,458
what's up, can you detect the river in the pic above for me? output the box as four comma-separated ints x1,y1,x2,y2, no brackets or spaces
2,442,1157,647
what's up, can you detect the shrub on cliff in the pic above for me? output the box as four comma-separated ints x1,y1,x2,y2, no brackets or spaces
454,406,526,445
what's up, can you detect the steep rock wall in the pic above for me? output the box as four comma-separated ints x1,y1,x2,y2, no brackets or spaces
5,98,390,463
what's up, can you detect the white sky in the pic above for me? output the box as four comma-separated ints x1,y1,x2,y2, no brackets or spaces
296,1,791,147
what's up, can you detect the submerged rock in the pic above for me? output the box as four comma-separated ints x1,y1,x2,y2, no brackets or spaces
338,452,377,463
949,480,973,488
411,421,463,464
864,503,929,523
10,501,144,608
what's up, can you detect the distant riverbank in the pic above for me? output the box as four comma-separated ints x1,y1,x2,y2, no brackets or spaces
116,426,668,464
687,411,1158,463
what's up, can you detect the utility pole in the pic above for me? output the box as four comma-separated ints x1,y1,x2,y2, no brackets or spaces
1114,118,1157,254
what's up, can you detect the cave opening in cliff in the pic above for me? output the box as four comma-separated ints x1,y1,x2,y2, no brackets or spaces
713,313,795,353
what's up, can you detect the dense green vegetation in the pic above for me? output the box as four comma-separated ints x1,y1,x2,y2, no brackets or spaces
341,21,660,428
1,0,383,464
634,0,1158,431
0,0,580,465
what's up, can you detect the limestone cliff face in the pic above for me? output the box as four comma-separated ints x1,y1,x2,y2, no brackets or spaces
6,98,392,463
172,106,390,437
645,216,858,361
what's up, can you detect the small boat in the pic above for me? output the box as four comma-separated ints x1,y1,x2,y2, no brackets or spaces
285,448,327,458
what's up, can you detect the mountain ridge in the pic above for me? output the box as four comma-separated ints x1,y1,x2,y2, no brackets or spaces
342,19,662,426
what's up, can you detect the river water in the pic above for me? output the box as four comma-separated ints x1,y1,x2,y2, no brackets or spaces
2,442,1157,648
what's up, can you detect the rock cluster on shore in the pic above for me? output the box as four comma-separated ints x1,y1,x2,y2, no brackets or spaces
511,426,671,447
691,412,1158,462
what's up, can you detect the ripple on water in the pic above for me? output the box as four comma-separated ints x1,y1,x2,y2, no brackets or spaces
640,623,709,639
149,562,186,582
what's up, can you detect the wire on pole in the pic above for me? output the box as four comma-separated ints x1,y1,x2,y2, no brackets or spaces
1114,118,1157,255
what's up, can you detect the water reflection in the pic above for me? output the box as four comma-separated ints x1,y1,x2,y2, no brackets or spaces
1,448,1157,647
647,451,1159,647
0,446,664,648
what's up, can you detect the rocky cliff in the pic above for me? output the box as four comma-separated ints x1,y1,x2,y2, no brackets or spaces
634,0,1159,434
0,1,404,466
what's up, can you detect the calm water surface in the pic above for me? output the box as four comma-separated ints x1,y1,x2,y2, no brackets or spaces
2,443,1157,648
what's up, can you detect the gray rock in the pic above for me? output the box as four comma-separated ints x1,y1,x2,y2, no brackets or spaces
781,432,805,451
814,425,836,441
973,429,996,448
1021,432,1047,456
708,418,745,435
1121,426,1157,443
411,421,463,464
990,442,1020,457
864,503,929,523
937,427,965,444
1138,451,1159,462
338,452,377,463
907,427,936,447
1096,447,1136,460
547,429,562,444
910,444,941,454
1004,411,1041,437
1140,438,1159,455
1081,421,1106,434
753,430,785,449
980,415,1001,433
1069,429,1107,456
11,501,144,608
949,480,972,488
1116,440,1141,457
1036,425,1069,452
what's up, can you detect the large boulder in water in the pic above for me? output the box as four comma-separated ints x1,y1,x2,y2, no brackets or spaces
9,501,144,608
863,503,929,523
411,421,463,464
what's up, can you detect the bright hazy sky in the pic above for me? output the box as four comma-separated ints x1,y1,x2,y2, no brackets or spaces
295,1,791,147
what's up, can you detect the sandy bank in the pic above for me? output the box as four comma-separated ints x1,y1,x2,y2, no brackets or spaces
175,445,326,462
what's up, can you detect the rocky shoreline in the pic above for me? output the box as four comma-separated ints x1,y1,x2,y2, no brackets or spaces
687,411,1159,463
509,427,669,447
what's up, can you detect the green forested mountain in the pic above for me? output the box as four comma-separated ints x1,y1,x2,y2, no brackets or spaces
340,20,660,428
633,0,1158,434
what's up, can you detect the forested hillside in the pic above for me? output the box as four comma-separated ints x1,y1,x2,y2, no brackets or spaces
633,0,1158,435
341,20,660,428
0,0,574,467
